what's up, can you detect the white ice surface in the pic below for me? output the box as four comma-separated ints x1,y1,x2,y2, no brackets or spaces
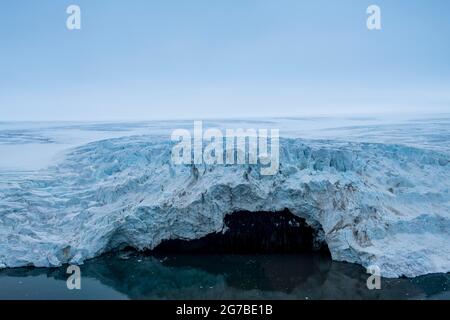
0,115,449,277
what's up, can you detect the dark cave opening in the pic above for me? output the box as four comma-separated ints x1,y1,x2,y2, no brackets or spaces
151,209,330,255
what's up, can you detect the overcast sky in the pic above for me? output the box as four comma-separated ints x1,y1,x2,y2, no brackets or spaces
1,0,449,121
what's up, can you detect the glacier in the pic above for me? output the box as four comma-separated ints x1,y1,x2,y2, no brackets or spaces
0,117,449,278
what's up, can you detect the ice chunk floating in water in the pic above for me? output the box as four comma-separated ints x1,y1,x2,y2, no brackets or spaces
0,118,449,278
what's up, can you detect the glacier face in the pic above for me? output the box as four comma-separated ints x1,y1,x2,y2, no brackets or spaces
0,117,449,278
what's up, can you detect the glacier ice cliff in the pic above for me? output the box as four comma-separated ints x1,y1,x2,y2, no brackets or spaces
0,136,449,278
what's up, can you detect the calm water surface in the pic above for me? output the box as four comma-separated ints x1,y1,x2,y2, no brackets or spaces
0,252,448,300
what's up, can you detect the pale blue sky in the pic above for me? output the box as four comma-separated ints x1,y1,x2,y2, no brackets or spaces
0,0,449,120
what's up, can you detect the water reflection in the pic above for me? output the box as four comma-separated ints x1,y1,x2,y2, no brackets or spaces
0,252,448,300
